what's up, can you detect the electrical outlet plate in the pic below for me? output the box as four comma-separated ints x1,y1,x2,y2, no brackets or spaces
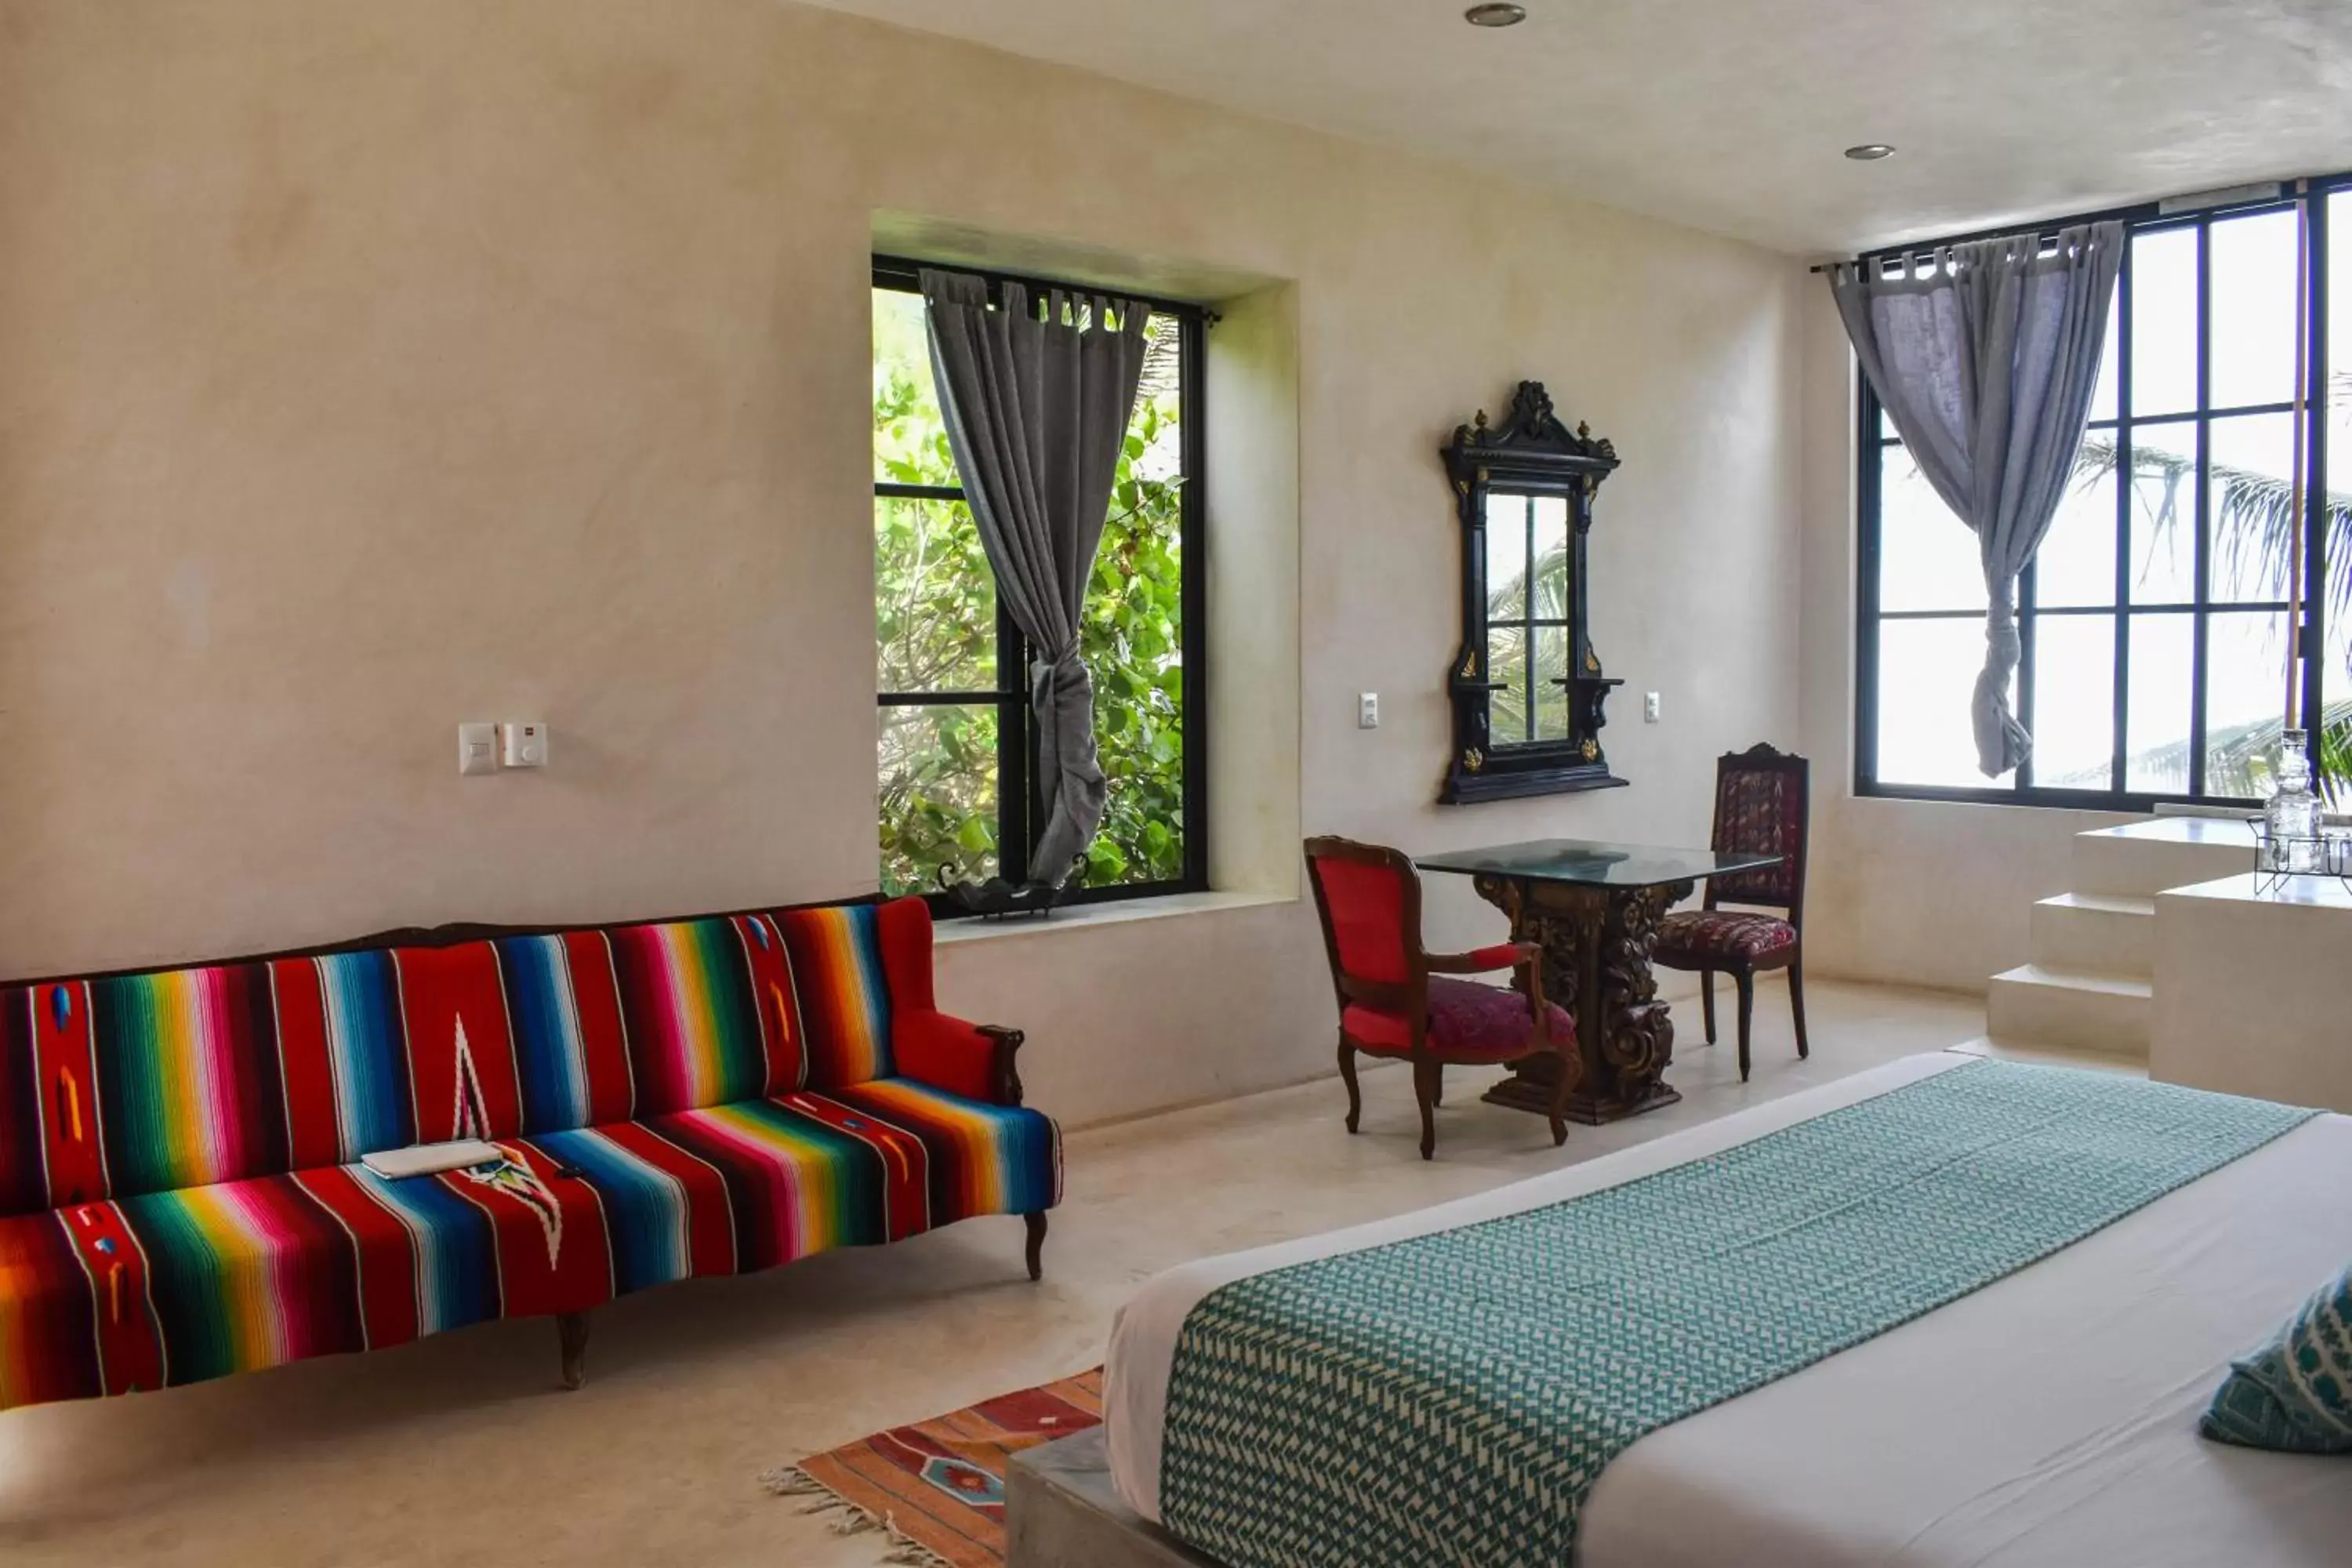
500,722,549,768
1358,692,1380,729
1643,691,1662,724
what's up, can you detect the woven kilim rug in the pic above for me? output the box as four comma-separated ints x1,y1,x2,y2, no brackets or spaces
764,1367,1104,1568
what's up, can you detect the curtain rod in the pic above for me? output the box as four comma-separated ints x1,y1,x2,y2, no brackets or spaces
873,253,1215,324
1808,233,2058,275
1811,179,2308,275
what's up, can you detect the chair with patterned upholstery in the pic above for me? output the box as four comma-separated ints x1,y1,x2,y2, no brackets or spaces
1652,743,1811,1082
1303,836,1580,1159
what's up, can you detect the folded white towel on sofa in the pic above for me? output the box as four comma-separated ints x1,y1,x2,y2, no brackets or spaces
361,1140,505,1180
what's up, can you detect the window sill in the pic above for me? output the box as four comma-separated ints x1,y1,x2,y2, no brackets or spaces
931,888,1295,947
1854,781,2255,814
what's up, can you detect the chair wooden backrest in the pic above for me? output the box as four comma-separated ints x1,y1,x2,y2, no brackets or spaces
1302,836,1430,1032
1703,743,1810,926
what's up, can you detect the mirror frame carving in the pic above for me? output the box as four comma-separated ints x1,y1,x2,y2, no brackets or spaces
1439,380,1628,804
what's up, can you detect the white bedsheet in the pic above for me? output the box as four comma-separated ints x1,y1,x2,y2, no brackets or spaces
1105,1054,2352,1566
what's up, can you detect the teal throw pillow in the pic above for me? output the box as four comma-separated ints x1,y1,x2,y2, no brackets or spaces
2202,1261,2352,1454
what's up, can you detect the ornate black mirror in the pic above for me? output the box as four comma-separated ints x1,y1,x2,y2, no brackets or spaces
1439,381,1626,803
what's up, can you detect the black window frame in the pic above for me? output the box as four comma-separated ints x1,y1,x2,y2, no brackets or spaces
1855,172,2352,809
872,255,1210,912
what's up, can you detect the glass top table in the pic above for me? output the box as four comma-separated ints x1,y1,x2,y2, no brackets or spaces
1416,838,1778,888
1414,837,1783,1125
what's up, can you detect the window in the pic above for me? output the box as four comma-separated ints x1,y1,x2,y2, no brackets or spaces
871,258,1206,903
1857,173,2352,807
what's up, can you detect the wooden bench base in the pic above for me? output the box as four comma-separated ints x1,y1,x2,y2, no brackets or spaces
1007,1428,1226,1568
550,1214,1044,1391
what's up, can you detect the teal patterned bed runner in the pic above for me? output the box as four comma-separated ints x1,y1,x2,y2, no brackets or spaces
1160,1061,2315,1567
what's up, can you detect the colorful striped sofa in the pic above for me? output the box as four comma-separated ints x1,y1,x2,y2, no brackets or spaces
0,896,1060,1414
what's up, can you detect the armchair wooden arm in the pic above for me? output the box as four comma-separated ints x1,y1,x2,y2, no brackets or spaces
974,1023,1028,1108
1423,939,1538,975
1426,940,1548,1013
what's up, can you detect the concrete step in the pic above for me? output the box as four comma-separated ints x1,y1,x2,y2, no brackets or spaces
1986,964,2152,1058
2028,892,2156,978
2072,817,2257,898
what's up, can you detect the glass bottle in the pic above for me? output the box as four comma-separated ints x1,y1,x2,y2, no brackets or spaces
2263,729,2323,874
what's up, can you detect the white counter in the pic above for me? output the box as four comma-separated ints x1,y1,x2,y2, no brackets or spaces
2151,871,2352,1112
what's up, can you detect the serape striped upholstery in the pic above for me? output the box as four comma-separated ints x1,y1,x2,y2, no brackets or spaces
0,897,1057,1413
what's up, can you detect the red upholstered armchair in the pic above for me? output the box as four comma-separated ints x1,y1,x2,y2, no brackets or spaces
1303,837,1580,1159
1652,743,1811,1083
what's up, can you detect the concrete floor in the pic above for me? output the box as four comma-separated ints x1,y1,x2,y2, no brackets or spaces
0,977,1984,1568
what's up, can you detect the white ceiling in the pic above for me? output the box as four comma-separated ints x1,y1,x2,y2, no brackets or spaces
797,0,2352,255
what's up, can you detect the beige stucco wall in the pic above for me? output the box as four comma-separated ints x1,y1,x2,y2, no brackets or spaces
0,0,1810,1124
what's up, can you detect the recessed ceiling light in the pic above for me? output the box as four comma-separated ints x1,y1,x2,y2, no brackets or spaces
1844,143,1897,162
1465,3,1526,26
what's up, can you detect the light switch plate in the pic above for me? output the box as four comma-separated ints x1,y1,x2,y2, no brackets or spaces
499,722,549,768
458,723,498,776
1358,692,1379,730
1643,691,1662,724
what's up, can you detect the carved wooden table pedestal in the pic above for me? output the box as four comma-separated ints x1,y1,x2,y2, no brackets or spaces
1472,872,1687,1123
1417,840,1781,1126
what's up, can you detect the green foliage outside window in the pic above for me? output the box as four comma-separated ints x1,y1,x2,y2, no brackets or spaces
873,289,1189,896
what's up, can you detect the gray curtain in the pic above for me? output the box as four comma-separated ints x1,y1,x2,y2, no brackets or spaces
921,268,1149,885
1831,223,2125,777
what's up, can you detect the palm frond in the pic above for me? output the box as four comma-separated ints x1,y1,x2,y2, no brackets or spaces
1487,544,1574,622
2078,701,2352,804
2061,426,2352,799
2197,699,2352,807
2074,435,2352,617
1135,318,1182,404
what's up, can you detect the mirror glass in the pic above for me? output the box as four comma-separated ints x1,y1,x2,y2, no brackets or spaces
1531,496,1570,617
1489,624,1527,742
1534,622,1572,741
1484,493,1527,622
1485,488,1577,750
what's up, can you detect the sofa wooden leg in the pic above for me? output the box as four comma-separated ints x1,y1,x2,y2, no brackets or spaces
1024,1211,1047,1283
1337,1038,1362,1134
557,1311,590,1391
1700,969,1717,1044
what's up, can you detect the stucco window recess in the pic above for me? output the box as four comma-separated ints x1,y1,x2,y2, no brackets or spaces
873,255,1210,916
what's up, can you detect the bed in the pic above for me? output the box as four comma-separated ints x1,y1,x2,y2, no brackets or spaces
1105,1054,2352,1566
